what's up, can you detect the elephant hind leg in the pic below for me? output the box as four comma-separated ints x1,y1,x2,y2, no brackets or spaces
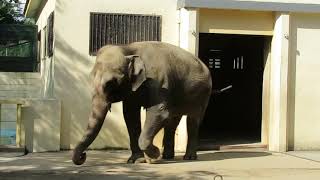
184,115,202,160
162,115,182,159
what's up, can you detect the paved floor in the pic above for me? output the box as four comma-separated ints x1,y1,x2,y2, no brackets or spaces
1,150,320,180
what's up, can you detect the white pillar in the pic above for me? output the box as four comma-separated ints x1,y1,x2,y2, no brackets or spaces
179,8,199,56
175,8,199,152
269,13,290,152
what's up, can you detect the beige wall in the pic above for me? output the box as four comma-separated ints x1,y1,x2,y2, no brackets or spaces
243,0,320,3
268,13,290,152
0,73,41,145
0,73,41,99
54,0,179,150
0,0,56,148
23,99,61,152
199,9,274,35
289,13,320,150
35,0,55,98
261,38,272,145
23,0,320,152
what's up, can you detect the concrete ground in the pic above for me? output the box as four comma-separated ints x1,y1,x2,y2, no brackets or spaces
1,150,320,180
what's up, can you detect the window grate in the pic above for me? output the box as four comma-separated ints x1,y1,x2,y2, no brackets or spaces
47,11,54,57
89,13,162,55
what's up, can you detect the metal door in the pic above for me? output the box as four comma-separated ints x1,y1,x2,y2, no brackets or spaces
199,33,265,144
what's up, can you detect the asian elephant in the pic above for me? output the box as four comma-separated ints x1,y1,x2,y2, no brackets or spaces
72,41,212,165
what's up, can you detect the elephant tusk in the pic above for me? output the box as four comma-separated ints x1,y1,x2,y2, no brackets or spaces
107,103,112,112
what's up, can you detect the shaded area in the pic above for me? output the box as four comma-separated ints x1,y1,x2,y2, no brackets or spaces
0,150,222,179
159,150,272,164
1,150,320,180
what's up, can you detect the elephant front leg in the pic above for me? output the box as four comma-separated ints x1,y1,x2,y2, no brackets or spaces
123,98,144,163
162,115,182,159
139,103,169,161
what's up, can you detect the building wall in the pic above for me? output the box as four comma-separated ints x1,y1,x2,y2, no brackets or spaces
289,13,320,150
198,8,320,151
0,73,41,99
23,99,61,152
0,73,41,145
244,0,319,4
268,13,290,151
54,0,179,149
199,9,274,35
7,0,62,152
35,0,56,98
21,0,320,152
0,0,57,148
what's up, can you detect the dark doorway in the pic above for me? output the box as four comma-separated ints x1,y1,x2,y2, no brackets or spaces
199,33,269,149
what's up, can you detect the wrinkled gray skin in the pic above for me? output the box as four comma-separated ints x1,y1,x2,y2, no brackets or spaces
72,42,212,165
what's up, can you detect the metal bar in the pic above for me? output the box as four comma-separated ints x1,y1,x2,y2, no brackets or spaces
107,14,110,45
97,14,101,51
124,15,127,44
138,15,141,42
141,16,145,41
241,56,244,69
0,104,1,144
94,14,98,53
1,41,30,49
16,104,22,147
158,16,162,41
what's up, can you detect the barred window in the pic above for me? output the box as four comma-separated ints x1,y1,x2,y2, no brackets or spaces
89,13,162,55
47,12,54,57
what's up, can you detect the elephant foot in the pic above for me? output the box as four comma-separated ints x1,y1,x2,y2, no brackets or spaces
162,150,174,160
127,152,146,164
144,145,160,160
183,152,197,160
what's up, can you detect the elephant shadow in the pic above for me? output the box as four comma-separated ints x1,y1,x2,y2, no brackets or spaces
155,151,272,164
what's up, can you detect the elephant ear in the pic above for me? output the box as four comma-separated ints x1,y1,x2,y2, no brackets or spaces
127,55,146,91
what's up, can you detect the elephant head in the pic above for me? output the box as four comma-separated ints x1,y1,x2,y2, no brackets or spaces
72,46,146,165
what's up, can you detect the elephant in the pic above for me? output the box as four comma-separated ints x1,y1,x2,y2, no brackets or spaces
72,41,212,165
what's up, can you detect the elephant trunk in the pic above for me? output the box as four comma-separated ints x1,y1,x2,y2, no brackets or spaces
72,99,110,165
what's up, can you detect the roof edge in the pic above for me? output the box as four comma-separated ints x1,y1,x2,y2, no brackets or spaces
177,0,320,13
24,0,47,20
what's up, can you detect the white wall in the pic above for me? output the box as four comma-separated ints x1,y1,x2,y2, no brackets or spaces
35,0,56,98
23,99,61,152
0,73,41,99
178,0,320,13
268,13,290,152
0,0,56,147
289,13,320,150
54,0,179,149
21,0,320,152
0,73,41,145
199,9,274,35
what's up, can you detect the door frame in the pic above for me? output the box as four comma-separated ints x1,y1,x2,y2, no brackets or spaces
177,8,291,152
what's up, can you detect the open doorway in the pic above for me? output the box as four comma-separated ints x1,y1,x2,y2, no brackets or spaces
198,33,271,149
